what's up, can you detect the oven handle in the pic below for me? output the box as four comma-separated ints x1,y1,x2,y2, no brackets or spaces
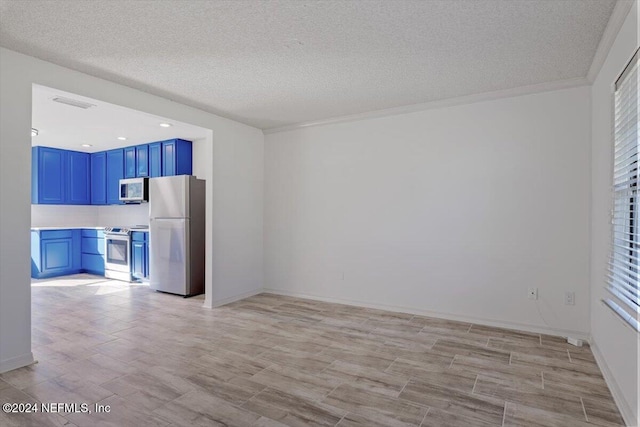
105,234,131,241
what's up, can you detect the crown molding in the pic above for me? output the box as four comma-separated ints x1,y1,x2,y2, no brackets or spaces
264,77,590,135
587,0,635,83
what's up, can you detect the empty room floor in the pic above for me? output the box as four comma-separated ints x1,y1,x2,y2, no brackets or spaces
0,275,624,427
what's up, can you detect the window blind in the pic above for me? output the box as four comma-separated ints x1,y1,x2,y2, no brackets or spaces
605,48,640,332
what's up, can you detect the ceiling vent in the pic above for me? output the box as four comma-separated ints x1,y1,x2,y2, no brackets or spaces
51,96,96,109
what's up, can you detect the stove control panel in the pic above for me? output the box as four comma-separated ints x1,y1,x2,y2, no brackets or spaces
104,227,131,235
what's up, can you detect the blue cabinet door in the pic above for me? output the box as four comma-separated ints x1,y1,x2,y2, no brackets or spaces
42,238,73,273
136,145,149,177
124,147,136,178
34,229,82,278
80,229,105,275
32,147,93,205
90,152,107,205
131,232,148,280
161,139,192,176
71,229,82,270
149,142,162,178
67,151,91,205
131,241,146,280
31,230,42,278
162,140,176,176
81,254,105,275
106,149,124,205
145,241,149,278
32,146,66,204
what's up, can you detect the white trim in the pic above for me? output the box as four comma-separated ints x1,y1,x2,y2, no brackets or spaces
0,352,35,374
590,339,639,426
587,0,636,83
209,288,263,308
263,77,589,134
262,288,590,340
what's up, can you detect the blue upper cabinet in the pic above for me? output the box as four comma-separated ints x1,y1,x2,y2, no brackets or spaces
66,151,91,205
32,146,66,204
162,139,192,176
90,152,107,205
32,147,90,205
149,142,162,178
106,149,124,205
136,145,149,177
32,140,191,205
124,146,136,178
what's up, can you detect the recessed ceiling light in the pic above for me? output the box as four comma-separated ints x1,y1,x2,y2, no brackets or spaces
81,144,93,147
117,137,127,141
159,123,172,128
31,128,39,137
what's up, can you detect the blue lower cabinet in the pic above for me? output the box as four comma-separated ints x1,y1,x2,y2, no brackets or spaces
81,254,105,275
31,229,108,278
81,229,105,275
131,231,148,280
131,241,146,280
31,229,82,278
145,241,149,279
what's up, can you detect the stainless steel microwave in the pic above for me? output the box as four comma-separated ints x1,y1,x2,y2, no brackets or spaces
119,178,148,203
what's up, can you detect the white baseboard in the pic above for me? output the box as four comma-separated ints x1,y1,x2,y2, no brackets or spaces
0,352,35,374
262,288,590,340
590,340,639,427
209,288,263,308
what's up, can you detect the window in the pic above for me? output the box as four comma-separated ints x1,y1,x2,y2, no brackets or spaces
605,48,640,332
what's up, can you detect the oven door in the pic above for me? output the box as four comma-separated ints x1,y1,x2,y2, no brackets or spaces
105,234,131,273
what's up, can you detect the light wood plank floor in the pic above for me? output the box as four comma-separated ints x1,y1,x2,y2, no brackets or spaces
0,274,624,426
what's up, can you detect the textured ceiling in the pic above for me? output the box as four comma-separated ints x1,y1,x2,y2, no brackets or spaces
0,0,616,130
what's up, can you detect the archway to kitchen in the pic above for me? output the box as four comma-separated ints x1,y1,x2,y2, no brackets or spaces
1,48,265,375
31,84,213,300
29,83,216,351
2,47,267,380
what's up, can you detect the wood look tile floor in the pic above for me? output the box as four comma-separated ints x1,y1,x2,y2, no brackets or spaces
0,274,624,427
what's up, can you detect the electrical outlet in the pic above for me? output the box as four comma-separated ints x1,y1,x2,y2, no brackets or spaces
527,287,538,300
565,291,575,305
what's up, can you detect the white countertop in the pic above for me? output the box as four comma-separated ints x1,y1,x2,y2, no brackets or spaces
31,226,105,230
31,226,148,231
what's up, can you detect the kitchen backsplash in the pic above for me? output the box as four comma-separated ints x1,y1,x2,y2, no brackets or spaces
31,205,98,227
32,203,149,227
97,204,149,227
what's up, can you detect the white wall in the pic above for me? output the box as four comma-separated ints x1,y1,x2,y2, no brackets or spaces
0,47,264,373
265,86,591,337
590,2,639,424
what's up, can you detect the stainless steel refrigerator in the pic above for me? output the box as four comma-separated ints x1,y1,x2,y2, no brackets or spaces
149,175,205,296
